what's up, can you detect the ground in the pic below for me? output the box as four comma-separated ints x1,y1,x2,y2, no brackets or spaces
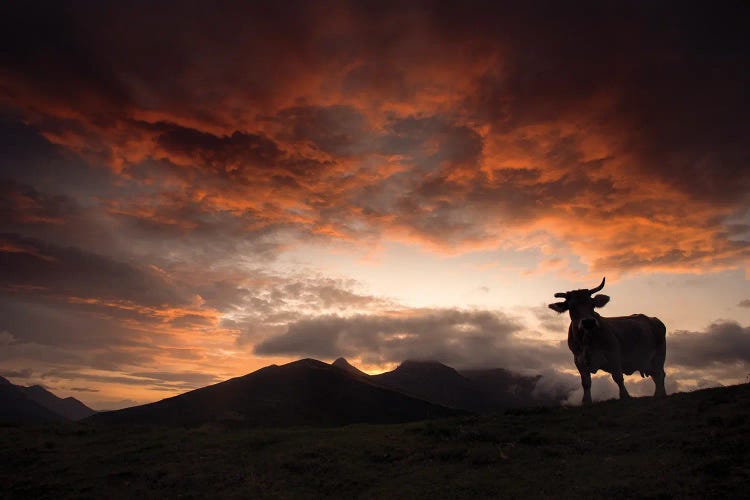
1,384,749,499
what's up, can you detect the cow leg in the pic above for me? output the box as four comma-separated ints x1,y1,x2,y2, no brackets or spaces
575,358,592,404
652,370,667,397
611,368,630,399
652,348,667,398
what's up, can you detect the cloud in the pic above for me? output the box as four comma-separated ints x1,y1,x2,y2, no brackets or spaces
255,308,568,370
531,304,569,334
0,2,746,274
1,1,749,406
154,124,285,178
129,371,221,387
738,300,750,308
255,309,750,403
668,321,750,377
0,233,196,306
0,368,32,379
41,369,219,392
0,329,16,345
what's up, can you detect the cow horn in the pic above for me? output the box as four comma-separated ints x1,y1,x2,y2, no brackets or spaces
554,292,568,298
589,277,605,294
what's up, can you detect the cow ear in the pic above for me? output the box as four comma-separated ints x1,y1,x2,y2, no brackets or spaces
548,301,568,313
592,294,610,308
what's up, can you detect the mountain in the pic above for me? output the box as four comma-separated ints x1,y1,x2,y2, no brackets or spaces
336,359,563,412
332,357,369,377
372,360,488,412
88,359,464,426
0,379,66,423
459,368,547,409
0,376,96,423
19,385,96,420
8,382,750,498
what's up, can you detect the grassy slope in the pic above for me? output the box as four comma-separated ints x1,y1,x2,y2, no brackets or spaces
1,383,749,499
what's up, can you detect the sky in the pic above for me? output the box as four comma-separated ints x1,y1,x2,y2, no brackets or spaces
1,1,749,409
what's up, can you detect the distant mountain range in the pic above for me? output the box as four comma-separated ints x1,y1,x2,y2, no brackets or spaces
1,358,565,427
0,376,96,423
88,359,463,426
371,360,545,413
88,358,565,427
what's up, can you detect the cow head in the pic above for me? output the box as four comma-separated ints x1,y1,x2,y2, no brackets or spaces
548,277,610,333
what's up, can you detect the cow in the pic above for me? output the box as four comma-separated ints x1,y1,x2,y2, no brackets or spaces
548,278,667,404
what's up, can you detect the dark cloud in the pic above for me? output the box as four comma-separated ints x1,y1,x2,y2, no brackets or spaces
0,368,32,379
254,309,568,370
155,124,284,178
0,180,77,226
272,105,372,157
69,387,99,393
738,300,750,308
1,0,749,403
540,370,684,405
532,305,569,334
668,321,750,373
2,1,748,271
0,233,193,307
42,369,217,392
129,371,221,387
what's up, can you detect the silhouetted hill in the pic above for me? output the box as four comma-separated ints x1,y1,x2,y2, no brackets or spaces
0,380,66,423
5,383,750,498
88,359,463,426
332,357,369,377
372,360,487,412
459,368,548,409
364,360,554,412
20,385,96,421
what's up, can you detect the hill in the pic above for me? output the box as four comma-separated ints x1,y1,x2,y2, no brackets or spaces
372,360,487,412
332,357,369,377
459,368,545,409
88,359,463,426
19,384,96,421
340,358,561,412
0,376,95,423
0,377,65,423
2,383,749,498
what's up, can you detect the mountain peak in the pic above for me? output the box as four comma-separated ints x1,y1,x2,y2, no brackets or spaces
284,358,330,370
332,357,368,377
396,360,456,373
88,357,461,426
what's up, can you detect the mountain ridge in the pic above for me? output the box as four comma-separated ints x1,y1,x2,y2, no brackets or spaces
333,357,559,412
20,384,96,421
88,358,464,426
5,382,750,498
0,378,96,423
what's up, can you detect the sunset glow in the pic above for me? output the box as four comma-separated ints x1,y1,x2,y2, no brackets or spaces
1,2,748,409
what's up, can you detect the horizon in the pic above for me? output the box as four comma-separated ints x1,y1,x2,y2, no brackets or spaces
1,2,749,410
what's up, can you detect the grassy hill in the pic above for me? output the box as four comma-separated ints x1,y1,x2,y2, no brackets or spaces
2,383,749,499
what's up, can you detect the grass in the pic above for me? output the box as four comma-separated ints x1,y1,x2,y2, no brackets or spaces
1,383,749,499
